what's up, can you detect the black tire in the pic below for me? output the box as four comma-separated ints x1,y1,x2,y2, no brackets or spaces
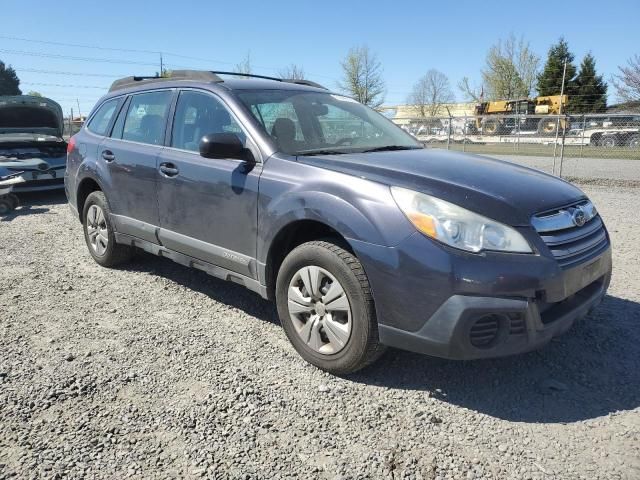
537,118,558,136
82,191,134,267
481,119,501,135
275,240,385,375
0,198,13,215
601,136,617,148
627,134,640,149
7,193,19,209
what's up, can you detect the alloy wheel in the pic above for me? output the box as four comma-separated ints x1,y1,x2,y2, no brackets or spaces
86,204,109,256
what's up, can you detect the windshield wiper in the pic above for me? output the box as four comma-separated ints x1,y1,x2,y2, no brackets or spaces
296,149,350,156
361,145,421,153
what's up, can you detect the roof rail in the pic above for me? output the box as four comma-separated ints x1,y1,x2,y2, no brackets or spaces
210,71,327,90
283,79,327,89
108,69,327,92
108,70,223,92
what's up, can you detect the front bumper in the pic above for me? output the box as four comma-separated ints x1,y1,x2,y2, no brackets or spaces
13,172,65,192
378,273,609,360
351,230,612,360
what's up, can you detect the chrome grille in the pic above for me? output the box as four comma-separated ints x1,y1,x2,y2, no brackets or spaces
532,201,609,268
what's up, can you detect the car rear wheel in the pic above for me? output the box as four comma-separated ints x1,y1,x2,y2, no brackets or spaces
628,134,640,149
82,191,134,267
275,240,385,374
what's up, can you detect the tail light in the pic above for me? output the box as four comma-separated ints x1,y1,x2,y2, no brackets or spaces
67,135,76,154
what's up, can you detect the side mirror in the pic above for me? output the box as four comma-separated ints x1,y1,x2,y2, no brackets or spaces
199,133,250,161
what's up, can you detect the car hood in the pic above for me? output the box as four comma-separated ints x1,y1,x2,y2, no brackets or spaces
0,95,64,140
297,148,586,226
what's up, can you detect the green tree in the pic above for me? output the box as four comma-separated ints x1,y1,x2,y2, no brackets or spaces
338,45,385,108
537,37,577,97
458,34,539,101
483,34,539,100
572,53,607,113
27,90,43,97
0,60,22,95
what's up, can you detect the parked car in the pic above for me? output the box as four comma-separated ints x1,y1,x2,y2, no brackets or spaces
0,96,67,192
66,71,612,374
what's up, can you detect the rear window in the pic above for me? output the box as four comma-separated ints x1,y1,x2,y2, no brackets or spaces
86,99,119,136
121,91,172,146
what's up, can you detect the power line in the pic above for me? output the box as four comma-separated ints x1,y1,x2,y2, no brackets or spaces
21,82,108,89
2,34,339,83
0,48,158,66
15,67,125,78
0,34,160,55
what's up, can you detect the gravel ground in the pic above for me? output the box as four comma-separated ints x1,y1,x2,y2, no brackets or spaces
1,187,639,480
477,154,640,185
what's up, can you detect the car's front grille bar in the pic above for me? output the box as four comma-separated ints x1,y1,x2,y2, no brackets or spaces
532,201,608,268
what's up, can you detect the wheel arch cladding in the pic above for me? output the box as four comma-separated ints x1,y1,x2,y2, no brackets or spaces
76,176,103,222
259,189,414,299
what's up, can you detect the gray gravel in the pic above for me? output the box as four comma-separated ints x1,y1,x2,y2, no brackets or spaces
480,154,640,185
1,187,639,479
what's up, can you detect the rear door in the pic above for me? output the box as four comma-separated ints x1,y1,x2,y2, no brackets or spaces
155,89,262,278
99,89,174,243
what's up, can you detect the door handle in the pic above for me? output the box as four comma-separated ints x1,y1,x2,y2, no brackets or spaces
101,150,115,162
159,162,179,177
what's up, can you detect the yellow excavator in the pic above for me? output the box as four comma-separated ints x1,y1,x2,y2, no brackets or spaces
471,95,568,135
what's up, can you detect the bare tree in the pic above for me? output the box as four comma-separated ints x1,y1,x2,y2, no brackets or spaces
408,70,454,117
234,51,252,75
338,46,385,108
458,76,484,102
613,54,640,102
480,34,540,100
278,64,306,80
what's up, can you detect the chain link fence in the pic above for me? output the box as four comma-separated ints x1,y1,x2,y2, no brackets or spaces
394,113,640,183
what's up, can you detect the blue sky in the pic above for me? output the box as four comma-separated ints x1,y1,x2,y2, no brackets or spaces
2,0,639,116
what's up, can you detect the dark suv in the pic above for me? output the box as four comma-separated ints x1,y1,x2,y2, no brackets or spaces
65,71,612,374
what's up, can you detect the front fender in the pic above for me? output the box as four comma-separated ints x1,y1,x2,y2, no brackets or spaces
257,180,415,266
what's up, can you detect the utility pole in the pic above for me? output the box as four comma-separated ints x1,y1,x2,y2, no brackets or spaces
552,59,567,175
76,99,82,121
160,52,164,76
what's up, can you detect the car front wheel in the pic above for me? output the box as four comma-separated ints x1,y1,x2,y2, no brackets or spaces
275,240,385,375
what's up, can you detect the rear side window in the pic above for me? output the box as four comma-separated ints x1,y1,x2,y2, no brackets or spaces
86,99,119,136
121,91,172,145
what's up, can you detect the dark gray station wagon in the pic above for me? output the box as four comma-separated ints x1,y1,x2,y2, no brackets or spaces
65,71,612,374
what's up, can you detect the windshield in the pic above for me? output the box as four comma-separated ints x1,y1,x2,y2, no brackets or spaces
236,90,421,155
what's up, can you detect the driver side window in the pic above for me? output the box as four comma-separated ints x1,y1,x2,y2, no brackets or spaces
171,91,243,152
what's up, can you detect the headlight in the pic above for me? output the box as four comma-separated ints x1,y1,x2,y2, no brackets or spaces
391,187,532,253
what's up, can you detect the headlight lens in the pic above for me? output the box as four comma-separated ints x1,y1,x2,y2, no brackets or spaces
391,187,532,253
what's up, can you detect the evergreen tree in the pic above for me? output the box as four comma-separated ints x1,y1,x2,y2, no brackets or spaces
0,60,22,95
537,38,577,98
572,53,607,113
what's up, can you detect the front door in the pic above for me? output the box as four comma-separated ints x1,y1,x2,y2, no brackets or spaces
100,89,174,243
155,89,261,278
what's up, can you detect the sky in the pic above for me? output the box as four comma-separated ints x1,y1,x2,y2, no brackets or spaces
2,0,639,116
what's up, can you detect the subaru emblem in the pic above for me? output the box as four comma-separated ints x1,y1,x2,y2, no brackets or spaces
572,206,587,227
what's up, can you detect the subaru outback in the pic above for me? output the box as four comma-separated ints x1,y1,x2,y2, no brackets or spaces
65,70,612,374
